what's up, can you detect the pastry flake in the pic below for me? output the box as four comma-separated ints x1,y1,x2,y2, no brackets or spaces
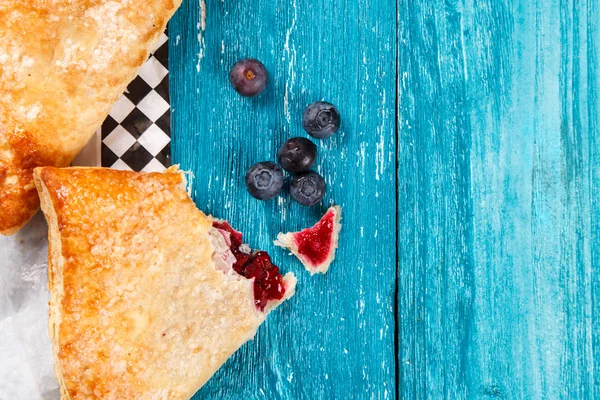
275,205,342,275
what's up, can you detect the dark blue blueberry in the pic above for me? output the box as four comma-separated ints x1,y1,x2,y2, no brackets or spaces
245,162,284,200
302,101,341,139
277,137,318,173
229,58,268,97
290,171,326,206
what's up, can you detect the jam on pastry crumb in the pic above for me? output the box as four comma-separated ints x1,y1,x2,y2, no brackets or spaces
292,208,337,266
275,205,342,275
212,221,286,311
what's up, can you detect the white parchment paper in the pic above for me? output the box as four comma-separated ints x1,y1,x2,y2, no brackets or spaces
0,213,59,400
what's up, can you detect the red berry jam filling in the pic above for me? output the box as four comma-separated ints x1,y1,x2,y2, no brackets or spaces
293,208,336,266
212,221,286,311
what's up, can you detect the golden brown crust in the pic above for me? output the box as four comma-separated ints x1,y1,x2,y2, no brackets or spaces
0,0,182,235
33,167,296,400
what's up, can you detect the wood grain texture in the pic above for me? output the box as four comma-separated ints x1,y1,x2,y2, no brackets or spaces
169,0,598,398
398,1,599,399
169,0,397,398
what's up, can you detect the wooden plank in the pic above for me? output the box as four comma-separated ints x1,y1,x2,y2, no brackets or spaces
169,0,397,398
398,0,599,398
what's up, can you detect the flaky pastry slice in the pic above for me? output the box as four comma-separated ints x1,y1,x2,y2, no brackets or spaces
0,0,182,235
33,166,296,400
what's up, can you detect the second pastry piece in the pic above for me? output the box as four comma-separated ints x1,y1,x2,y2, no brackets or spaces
34,167,296,399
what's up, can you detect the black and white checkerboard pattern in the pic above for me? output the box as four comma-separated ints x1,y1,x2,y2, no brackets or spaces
101,31,171,172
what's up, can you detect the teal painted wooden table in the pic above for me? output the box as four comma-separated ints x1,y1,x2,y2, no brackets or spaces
169,0,599,398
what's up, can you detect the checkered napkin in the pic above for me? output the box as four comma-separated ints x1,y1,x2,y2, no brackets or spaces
98,31,171,172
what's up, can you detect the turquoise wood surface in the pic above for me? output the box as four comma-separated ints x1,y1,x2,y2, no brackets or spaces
398,1,599,399
170,0,598,398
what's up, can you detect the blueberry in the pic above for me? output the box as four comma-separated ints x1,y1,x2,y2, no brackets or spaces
229,59,268,97
290,171,326,206
302,101,341,139
277,137,318,173
245,162,284,200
